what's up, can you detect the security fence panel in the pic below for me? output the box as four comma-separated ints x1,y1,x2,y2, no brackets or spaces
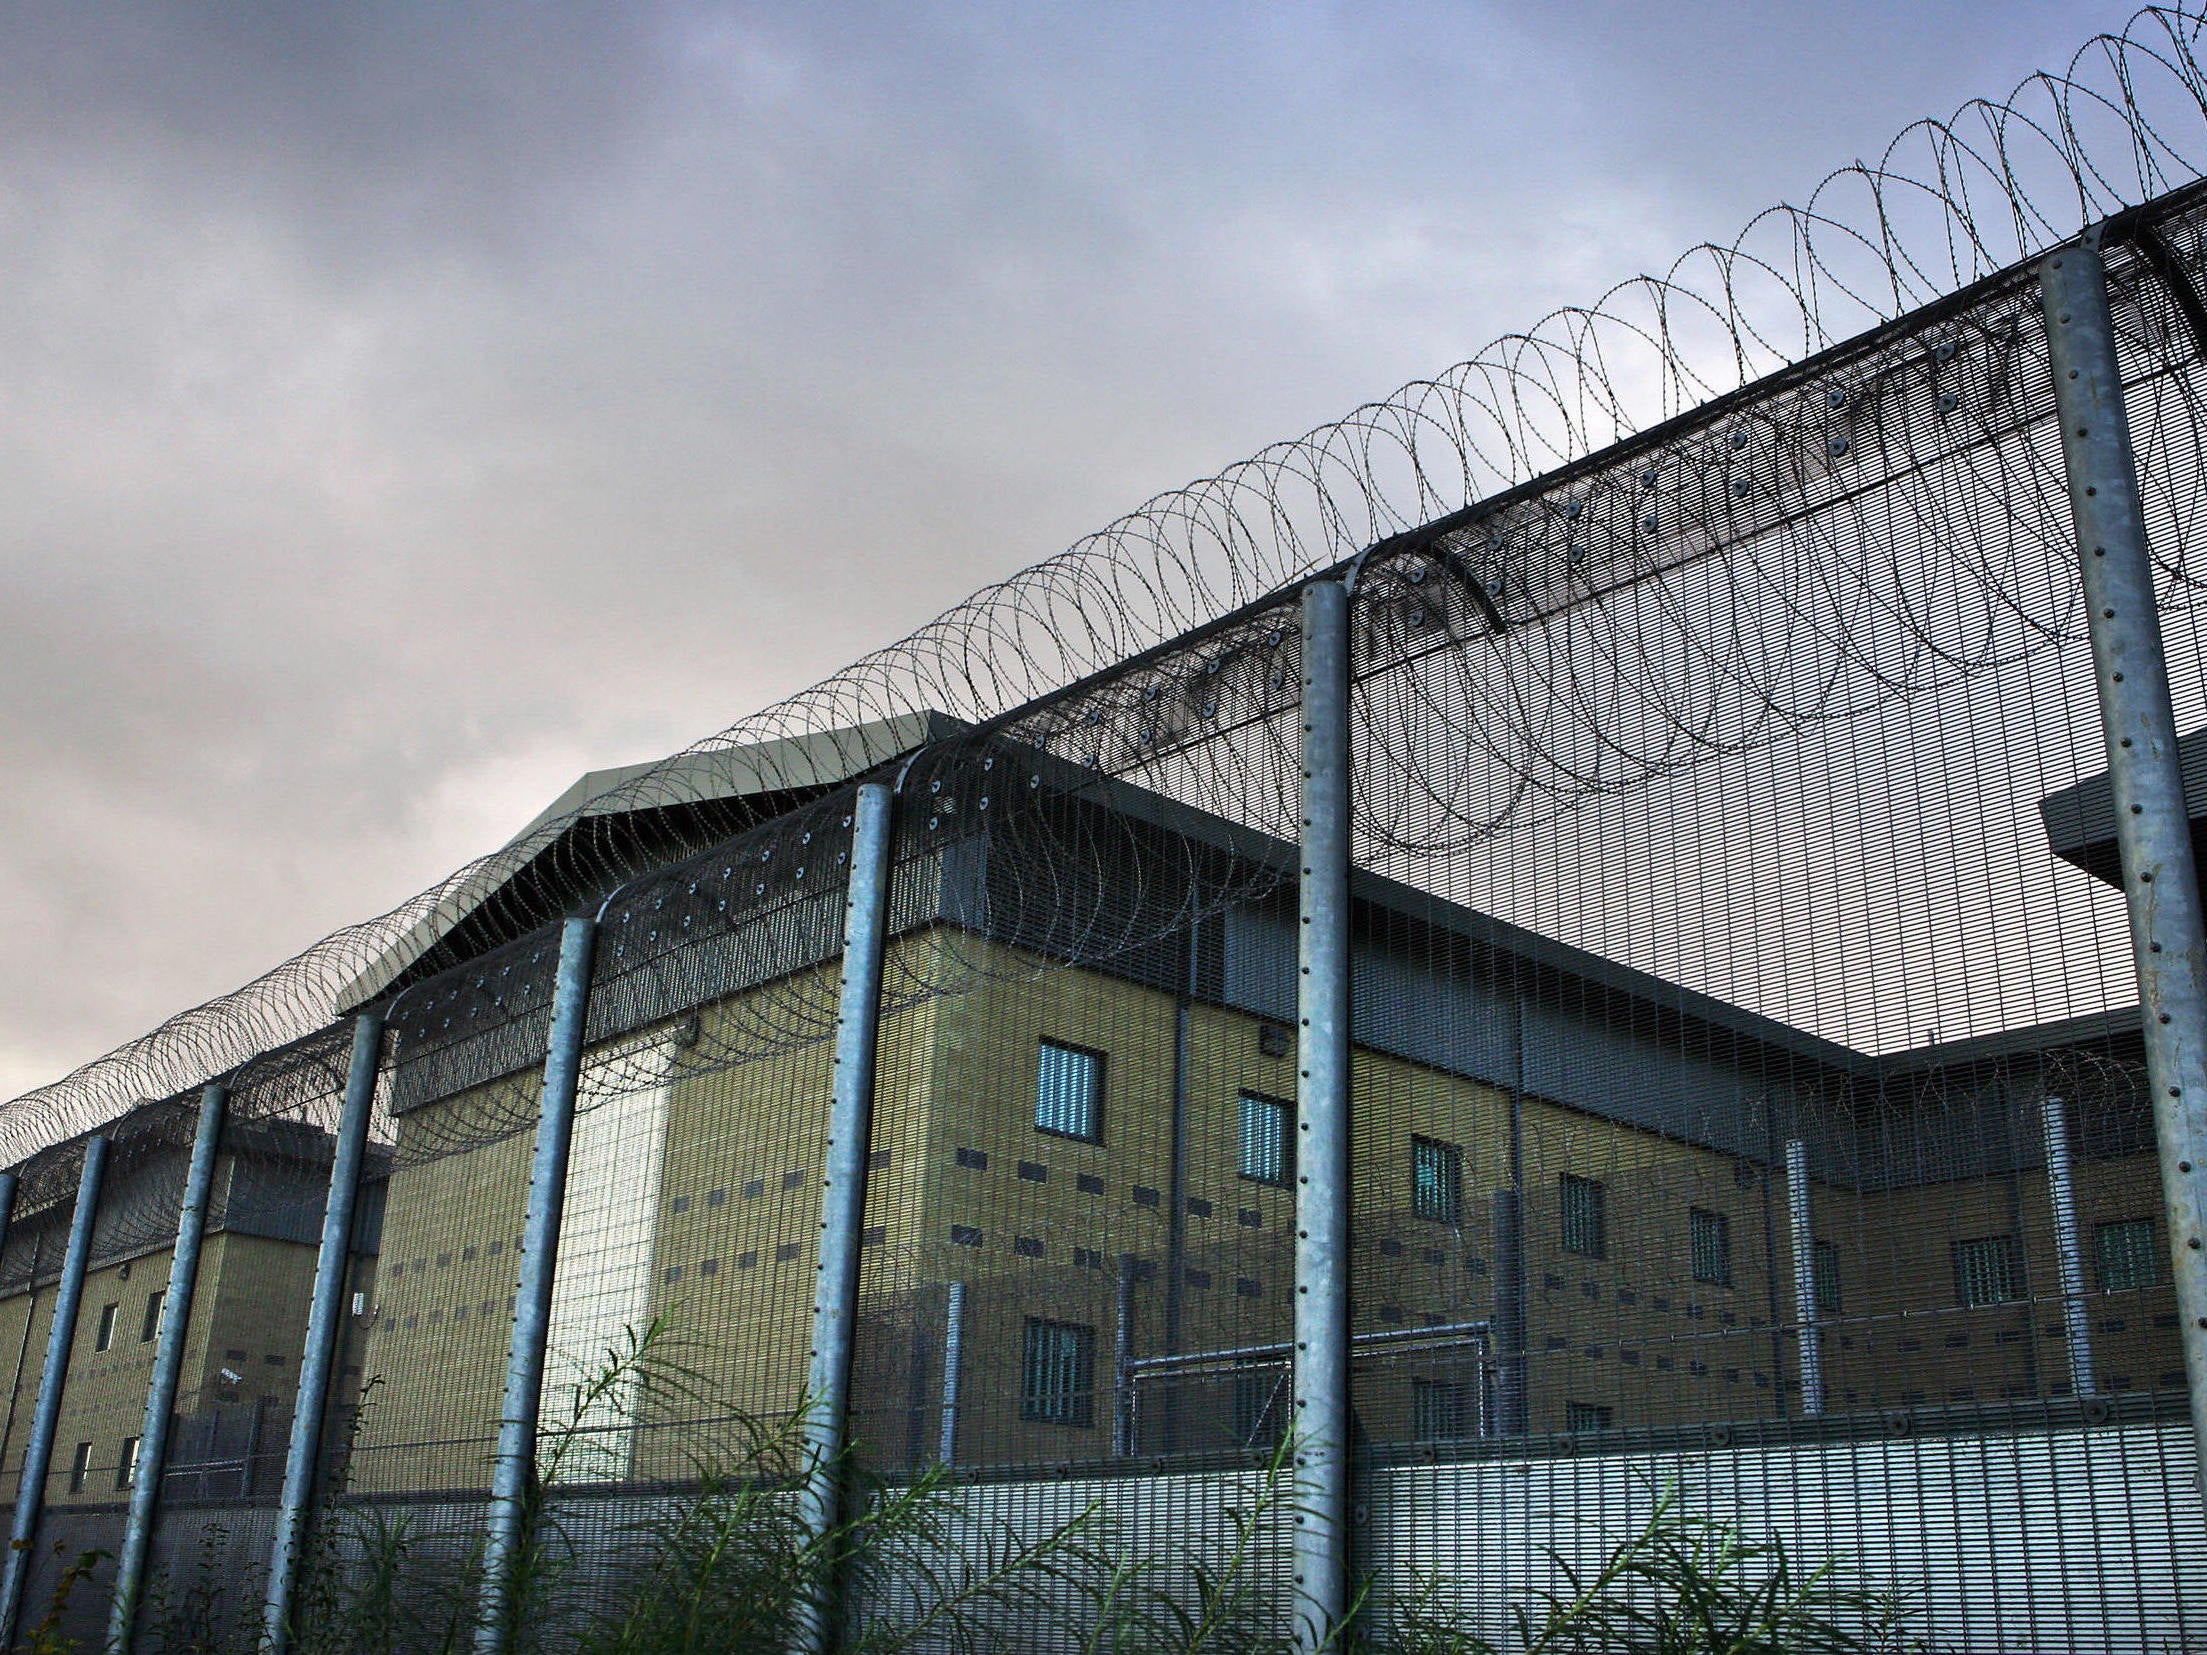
12,9,2207,1652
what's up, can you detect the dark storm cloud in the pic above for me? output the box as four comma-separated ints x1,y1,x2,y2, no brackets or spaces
0,0,2128,1096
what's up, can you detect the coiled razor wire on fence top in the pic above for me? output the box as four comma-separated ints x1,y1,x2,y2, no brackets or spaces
14,6,2207,1159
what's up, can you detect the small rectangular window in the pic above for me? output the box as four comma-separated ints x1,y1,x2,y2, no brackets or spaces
1566,1401,1613,1433
1238,1092,1293,1187
1036,1041,1104,1143
1021,1318,1096,1427
2096,1218,2160,1293
1411,1138,1463,1225
1812,1240,1842,1315
94,1303,118,1353
140,1291,164,1344
1954,1235,2023,1306
1233,1366,1286,1450
1560,1175,1606,1258
116,1436,140,1492
1689,1208,1732,1287
67,1442,92,1494
1412,1377,1471,1441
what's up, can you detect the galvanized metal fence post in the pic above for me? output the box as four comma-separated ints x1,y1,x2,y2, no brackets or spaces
110,1079,228,1654
263,1011,384,1655
1783,1140,1825,1418
2044,229,2207,1497
1293,577,1354,1653
2040,1095,2099,1396
794,781,897,1655
474,915,598,1655
0,1134,108,1647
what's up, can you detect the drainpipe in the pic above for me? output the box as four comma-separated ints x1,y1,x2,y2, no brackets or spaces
2040,1096,2097,1397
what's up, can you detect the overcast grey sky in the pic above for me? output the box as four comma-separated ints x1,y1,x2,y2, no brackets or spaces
0,1,2138,1099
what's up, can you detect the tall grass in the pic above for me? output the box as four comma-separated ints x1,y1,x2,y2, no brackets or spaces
121,1317,1926,1655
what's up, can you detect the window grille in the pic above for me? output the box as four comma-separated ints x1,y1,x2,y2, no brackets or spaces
116,1435,139,1491
1566,1402,1613,1433
1560,1174,1606,1258
140,1290,163,1344
1412,1377,1471,1440
1239,1092,1292,1186
1021,1317,1095,1427
67,1442,91,1494
94,1302,118,1353
1412,1137,1463,1225
1036,1041,1104,1142
1234,1366,1286,1448
2095,1218,2160,1293
1954,1235,2023,1306
1813,1239,1842,1315
1690,1208,1732,1287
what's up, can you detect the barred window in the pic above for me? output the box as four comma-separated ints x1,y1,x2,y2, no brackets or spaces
1239,1092,1292,1187
116,1435,140,1492
1036,1041,1104,1142
1566,1401,1613,1433
1234,1366,1286,1449
67,1442,92,1494
1954,1235,2022,1306
1412,1377,1471,1441
1689,1207,1732,1287
1021,1318,1096,1427
1412,1137,1464,1225
1813,1240,1842,1315
2095,1219,2160,1293
140,1290,164,1344
1560,1175,1606,1258
94,1302,118,1353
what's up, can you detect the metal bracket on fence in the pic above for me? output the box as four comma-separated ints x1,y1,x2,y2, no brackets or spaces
0,1134,108,1648
2043,227,2207,1500
109,1077,229,1655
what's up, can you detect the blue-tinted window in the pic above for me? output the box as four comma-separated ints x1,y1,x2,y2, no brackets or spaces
1239,1092,1292,1186
1036,1041,1104,1142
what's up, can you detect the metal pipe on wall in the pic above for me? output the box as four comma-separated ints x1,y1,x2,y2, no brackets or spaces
0,1134,109,1648
2044,230,2207,1497
2040,1096,2099,1397
939,1280,966,1466
1783,1139,1825,1418
109,1079,229,1654
1293,576,1354,1654
1114,1254,1137,1458
263,1011,386,1655
1491,1189,1527,1435
473,916,599,1655
794,781,896,1655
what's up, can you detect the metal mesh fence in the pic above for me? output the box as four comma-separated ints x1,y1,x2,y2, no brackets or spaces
8,9,2207,1653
